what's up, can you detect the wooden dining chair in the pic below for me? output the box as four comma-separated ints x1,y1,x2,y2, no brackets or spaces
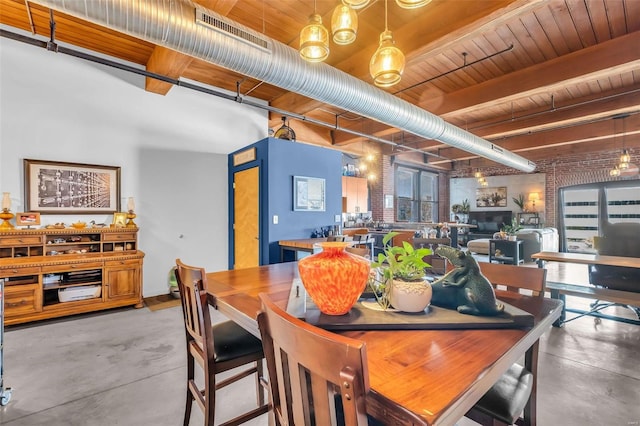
465,262,547,426
345,246,370,259
174,259,268,426
257,293,373,425
411,237,451,275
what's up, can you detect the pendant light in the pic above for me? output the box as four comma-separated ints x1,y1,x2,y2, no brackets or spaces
342,0,370,10
609,165,621,177
331,4,358,45
369,0,405,87
620,149,631,165
299,0,329,62
396,0,432,9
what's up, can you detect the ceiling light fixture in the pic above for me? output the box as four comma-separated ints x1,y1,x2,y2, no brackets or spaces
299,0,329,62
342,0,370,9
331,4,358,45
609,114,637,177
370,0,405,87
396,0,432,9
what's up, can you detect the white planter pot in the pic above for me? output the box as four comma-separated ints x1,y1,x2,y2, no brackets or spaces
508,235,517,241
390,279,432,313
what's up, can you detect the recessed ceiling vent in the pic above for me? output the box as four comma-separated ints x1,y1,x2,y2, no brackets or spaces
195,5,270,53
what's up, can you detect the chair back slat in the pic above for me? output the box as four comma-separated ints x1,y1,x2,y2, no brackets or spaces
258,293,370,425
478,262,546,297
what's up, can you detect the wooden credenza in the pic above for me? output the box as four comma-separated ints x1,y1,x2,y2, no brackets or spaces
0,228,144,325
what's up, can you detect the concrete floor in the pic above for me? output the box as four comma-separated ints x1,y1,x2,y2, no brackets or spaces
2,297,639,426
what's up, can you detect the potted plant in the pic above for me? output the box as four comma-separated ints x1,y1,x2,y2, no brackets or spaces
501,217,523,241
512,193,526,211
370,232,433,312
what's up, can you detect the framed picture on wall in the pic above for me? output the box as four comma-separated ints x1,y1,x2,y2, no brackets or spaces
475,186,507,207
24,159,121,214
293,176,325,212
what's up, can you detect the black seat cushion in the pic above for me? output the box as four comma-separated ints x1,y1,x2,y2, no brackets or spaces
473,363,533,424
212,320,263,363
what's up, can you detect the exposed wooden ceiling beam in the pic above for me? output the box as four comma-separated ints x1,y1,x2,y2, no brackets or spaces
332,32,640,147
429,113,640,165
145,46,193,95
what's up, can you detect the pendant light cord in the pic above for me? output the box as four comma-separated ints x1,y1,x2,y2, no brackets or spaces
384,0,388,31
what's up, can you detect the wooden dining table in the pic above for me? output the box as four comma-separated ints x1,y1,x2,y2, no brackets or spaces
205,262,562,425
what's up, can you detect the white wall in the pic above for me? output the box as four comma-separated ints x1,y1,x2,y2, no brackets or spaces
0,32,268,296
450,174,546,220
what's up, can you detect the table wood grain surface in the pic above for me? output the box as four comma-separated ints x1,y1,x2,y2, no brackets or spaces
532,251,640,268
205,262,562,426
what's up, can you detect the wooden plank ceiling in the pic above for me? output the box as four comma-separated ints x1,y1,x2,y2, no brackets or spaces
1,0,638,171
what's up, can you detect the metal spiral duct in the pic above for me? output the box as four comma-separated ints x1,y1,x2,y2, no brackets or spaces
32,0,535,172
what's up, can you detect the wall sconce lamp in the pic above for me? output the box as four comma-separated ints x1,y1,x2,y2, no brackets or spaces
528,192,540,211
1,192,15,229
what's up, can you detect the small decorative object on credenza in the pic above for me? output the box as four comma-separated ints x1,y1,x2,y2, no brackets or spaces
0,192,15,229
126,197,137,228
431,246,505,316
15,212,41,228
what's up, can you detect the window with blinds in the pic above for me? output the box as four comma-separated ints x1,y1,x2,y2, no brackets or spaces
558,181,640,253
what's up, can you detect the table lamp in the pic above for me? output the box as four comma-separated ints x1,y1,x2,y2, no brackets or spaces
1,192,15,229
126,197,137,228
528,192,539,211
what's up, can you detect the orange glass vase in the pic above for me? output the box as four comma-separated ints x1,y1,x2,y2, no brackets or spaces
298,242,370,315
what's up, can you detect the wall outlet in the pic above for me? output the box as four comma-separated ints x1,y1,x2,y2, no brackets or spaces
273,215,278,224
335,214,341,223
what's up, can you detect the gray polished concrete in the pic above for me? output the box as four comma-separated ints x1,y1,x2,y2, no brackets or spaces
2,297,639,425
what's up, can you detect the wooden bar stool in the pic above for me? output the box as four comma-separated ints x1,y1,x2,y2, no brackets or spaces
175,259,268,426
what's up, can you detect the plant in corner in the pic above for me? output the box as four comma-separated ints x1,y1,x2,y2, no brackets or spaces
370,232,433,312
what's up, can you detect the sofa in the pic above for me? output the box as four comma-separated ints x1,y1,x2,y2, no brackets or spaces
467,227,559,262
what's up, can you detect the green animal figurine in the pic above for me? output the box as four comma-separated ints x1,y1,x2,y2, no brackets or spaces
431,246,504,316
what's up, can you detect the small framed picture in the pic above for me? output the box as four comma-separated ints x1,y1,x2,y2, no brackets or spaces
16,212,41,227
112,212,127,227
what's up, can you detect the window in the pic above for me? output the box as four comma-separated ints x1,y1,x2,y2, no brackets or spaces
558,181,640,253
395,166,438,222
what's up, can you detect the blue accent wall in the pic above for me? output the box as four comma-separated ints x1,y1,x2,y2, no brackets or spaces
228,137,342,267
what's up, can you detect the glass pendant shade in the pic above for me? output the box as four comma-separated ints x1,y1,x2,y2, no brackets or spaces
610,166,621,177
342,0,370,10
299,14,329,62
619,161,629,170
396,0,432,9
331,4,358,45
370,30,405,87
620,149,631,164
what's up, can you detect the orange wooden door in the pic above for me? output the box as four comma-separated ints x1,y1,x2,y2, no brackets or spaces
233,167,260,269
